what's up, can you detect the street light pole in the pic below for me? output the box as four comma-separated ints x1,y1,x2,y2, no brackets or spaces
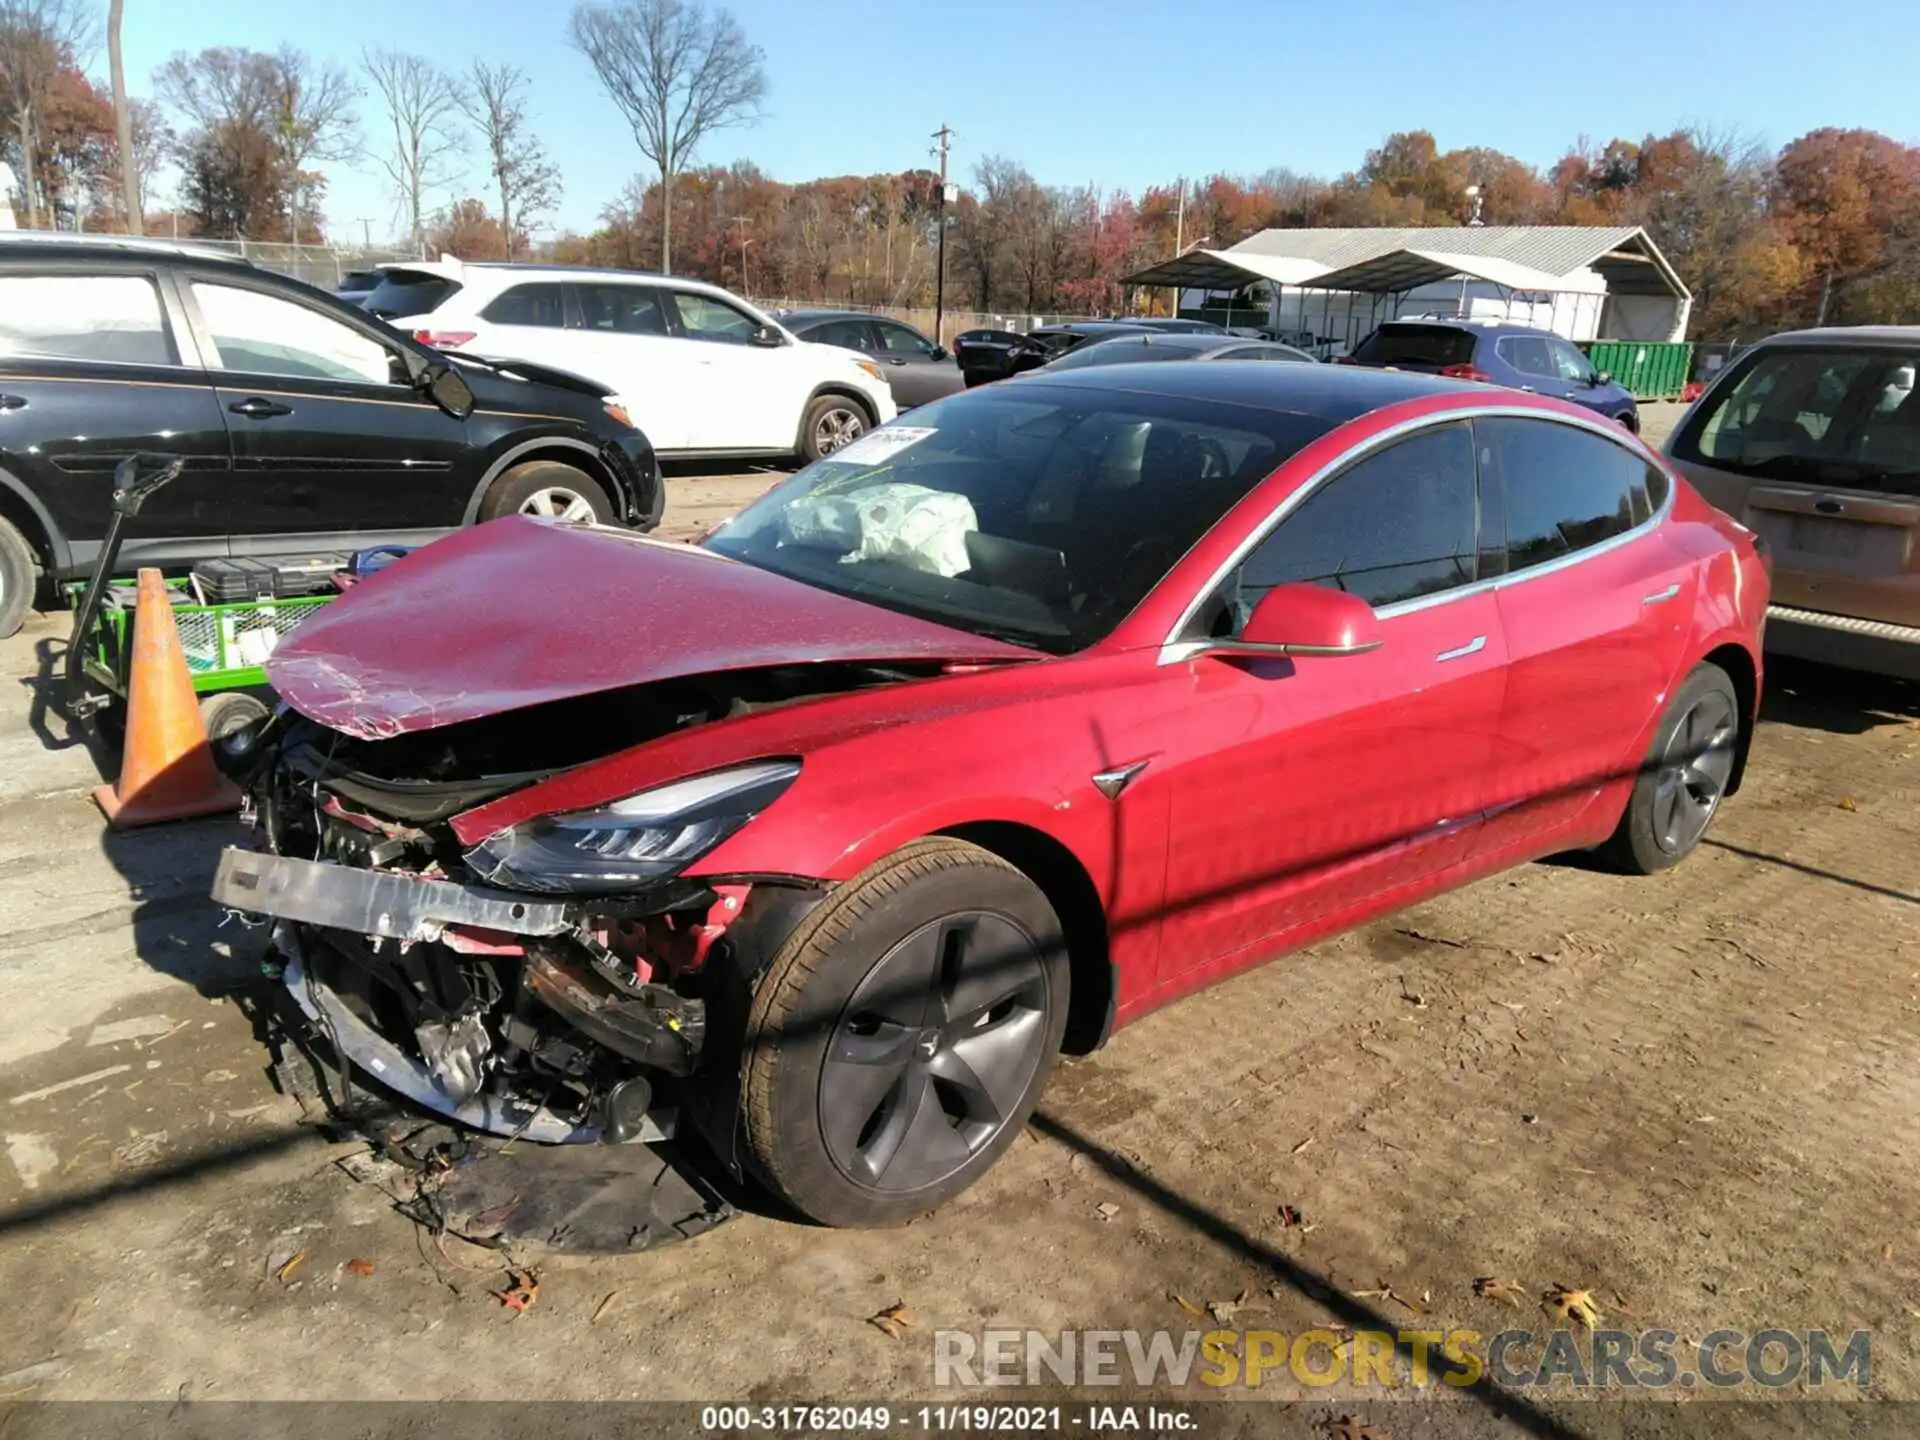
932,124,953,345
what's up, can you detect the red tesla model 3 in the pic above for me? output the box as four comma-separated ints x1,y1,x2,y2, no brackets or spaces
215,363,1769,1226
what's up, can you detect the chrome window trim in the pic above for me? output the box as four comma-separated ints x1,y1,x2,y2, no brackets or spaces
1157,404,1678,665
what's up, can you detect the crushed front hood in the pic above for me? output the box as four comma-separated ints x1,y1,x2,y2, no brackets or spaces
267,517,1033,738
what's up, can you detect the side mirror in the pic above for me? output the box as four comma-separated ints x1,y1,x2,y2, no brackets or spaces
1206,583,1382,659
931,344,949,362
751,324,785,348
426,363,475,419
1593,370,1612,387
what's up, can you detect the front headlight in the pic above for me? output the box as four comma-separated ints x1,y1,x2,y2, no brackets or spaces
852,357,885,382
603,399,636,429
465,760,800,894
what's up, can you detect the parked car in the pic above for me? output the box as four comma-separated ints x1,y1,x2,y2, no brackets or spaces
215,361,1766,1228
1040,332,1316,372
1665,325,1920,679
335,268,385,306
951,320,1153,386
1113,317,1228,334
1347,320,1640,430
362,261,898,462
777,310,964,409
0,237,663,639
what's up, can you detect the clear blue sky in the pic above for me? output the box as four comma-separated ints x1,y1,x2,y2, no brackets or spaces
117,0,1920,243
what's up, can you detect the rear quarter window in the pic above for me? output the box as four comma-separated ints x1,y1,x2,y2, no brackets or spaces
364,273,462,320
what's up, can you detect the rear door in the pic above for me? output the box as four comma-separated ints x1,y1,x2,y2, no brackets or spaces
466,280,575,370
567,281,691,451
0,265,230,571
1494,335,1560,395
181,273,473,549
1667,343,1920,628
1474,414,1693,853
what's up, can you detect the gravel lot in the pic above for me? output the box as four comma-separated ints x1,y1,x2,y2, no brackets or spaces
3,447,1917,1428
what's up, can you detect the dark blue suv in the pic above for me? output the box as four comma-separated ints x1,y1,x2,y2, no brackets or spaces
1346,320,1639,431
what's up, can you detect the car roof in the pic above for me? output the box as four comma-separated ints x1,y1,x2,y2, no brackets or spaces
378,259,749,302
1035,320,1153,336
1379,317,1557,339
0,233,254,268
1751,325,1920,348
1071,332,1243,355
781,309,874,324
1010,357,1473,420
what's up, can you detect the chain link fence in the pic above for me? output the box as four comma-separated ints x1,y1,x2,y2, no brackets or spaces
172,237,426,290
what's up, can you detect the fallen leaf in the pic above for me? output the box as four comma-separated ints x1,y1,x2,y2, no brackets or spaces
497,1273,539,1315
1837,796,1859,812
1543,1284,1601,1329
274,1251,307,1284
1172,1293,1207,1319
1095,1202,1120,1222
1291,1136,1316,1156
344,1257,376,1278
1278,1204,1304,1228
1328,1415,1386,1440
1209,1287,1261,1324
592,1291,621,1324
868,1301,915,1339
1474,1276,1528,1309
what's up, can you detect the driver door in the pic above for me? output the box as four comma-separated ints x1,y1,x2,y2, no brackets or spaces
1153,422,1509,988
667,289,805,452
181,274,471,548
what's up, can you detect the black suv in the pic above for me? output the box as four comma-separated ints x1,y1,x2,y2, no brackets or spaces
0,237,663,637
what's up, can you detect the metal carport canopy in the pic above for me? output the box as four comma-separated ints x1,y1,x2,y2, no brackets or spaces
1291,248,1573,294
1119,248,1333,290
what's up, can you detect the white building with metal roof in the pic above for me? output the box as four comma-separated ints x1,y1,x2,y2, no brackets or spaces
1122,225,1691,353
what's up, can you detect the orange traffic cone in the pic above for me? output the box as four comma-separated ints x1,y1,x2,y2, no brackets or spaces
94,568,243,827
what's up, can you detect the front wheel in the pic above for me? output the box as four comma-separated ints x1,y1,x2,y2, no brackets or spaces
1596,662,1740,874
480,461,615,525
742,838,1068,1227
800,395,870,462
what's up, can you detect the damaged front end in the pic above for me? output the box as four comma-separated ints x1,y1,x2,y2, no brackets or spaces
211,668,902,1153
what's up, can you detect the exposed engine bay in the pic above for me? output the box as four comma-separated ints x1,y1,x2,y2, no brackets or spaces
217,661,934,1151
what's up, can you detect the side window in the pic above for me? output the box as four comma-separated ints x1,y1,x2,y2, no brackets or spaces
480,283,568,328
575,283,669,335
1497,335,1553,377
1478,417,1660,571
875,321,934,357
671,292,760,345
1548,338,1595,383
808,319,874,351
0,274,173,366
1229,423,1478,619
190,282,400,385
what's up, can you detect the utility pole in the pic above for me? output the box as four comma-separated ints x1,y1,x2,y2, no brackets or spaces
108,0,141,234
1170,177,1186,318
730,215,752,295
356,217,374,247
932,124,953,346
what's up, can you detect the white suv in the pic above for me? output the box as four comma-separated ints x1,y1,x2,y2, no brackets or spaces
362,261,897,462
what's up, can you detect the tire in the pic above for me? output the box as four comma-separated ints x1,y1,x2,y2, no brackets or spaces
1596,662,1740,874
1618,410,1640,434
0,513,36,641
800,394,871,462
200,691,272,768
479,461,615,525
742,838,1069,1227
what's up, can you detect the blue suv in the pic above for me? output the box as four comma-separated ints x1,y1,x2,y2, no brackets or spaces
1346,320,1639,431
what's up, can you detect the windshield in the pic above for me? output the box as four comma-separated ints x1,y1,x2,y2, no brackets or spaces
1672,345,1920,490
1351,325,1477,369
701,383,1335,652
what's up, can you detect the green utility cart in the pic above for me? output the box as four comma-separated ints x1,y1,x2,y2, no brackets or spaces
1581,340,1695,401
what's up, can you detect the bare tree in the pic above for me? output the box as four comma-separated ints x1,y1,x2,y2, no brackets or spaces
107,0,138,232
0,0,96,228
568,0,766,274
268,48,358,242
363,49,463,250
457,62,558,261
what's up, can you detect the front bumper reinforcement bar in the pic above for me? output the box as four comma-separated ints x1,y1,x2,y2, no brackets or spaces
213,847,571,941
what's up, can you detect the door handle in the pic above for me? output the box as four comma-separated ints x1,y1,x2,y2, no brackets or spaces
1435,635,1487,662
1641,583,1682,605
229,397,293,418
0,394,25,411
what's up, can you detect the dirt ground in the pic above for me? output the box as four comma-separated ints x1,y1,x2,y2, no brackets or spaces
4,451,1918,1429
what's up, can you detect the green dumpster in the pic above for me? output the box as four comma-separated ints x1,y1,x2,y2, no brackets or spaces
1580,340,1695,401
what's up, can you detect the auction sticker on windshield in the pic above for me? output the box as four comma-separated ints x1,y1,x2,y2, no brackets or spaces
831,426,937,466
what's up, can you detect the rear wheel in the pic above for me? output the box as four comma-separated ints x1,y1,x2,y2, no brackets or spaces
742,838,1068,1227
1597,663,1739,873
800,395,870,461
480,461,614,525
0,514,36,640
